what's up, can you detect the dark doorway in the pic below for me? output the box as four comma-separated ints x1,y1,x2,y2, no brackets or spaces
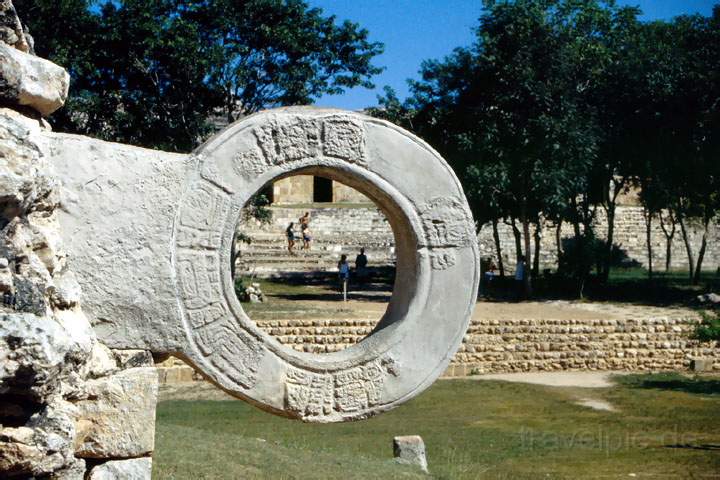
313,176,333,203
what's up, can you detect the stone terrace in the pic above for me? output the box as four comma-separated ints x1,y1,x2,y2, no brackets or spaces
235,205,396,277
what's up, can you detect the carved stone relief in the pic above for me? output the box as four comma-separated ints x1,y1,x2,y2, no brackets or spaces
54,107,479,423
418,196,475,270
285,357,398,420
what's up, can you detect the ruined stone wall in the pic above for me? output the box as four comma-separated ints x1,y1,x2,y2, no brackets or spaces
271,175,369,204
0,4,157,478
477,207,720,272
246,205,719,273
246,303,719,375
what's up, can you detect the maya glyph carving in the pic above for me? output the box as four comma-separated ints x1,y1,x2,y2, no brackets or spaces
53,107,480,422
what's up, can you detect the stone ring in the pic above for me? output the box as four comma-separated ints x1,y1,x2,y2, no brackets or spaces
55,107,479,422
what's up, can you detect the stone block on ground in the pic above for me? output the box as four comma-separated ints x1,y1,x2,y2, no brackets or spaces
74,367,158,459
690,358,713,372
393,435,428,473
88,457,152,480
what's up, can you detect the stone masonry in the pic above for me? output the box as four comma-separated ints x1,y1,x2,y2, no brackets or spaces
238,204,719,276
0,4,157,479
248,302,719,374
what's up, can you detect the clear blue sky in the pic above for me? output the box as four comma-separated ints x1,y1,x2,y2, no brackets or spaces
309,0,717,110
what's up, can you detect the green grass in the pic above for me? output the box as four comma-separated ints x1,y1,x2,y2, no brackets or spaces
153,376,720,479
236,276,388,320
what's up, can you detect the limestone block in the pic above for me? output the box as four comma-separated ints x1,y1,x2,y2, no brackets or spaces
690,358,713,372
88,457,152,480
697,293,720,305
0,257,11,291
0,399,82,477
0,313,89,401
0,108,48,222
0,0,30,52
74,367,158,458
0,42,69,116
82,342,118,379
393,435,428,473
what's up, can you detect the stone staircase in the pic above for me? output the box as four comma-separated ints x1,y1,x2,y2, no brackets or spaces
235,206,396,278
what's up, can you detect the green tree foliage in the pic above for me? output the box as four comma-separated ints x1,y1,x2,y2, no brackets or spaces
371,1,720,295
17,0,383,152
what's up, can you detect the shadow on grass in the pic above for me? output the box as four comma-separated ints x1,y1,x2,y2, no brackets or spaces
270,291,392,303
665,443,720,451
616,373,720,395
480,269,720,307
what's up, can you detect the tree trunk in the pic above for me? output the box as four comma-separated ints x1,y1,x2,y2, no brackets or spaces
678,216,695,281
532,221,541,278
555,220,563,259
492,218,505,278
659,210,676,272
692,216,710,285
601,202,616,283
643,208,653,280
230,232,238,280
510,217,523,262
521,204,532,298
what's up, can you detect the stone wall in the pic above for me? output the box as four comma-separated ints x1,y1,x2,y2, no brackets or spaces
477,207,720,273
236,205,395,276
244,205,719,274
271,175,369,204
0,5,157,478
249,303,719,374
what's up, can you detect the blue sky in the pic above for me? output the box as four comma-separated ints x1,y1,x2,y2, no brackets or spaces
309,0,718,110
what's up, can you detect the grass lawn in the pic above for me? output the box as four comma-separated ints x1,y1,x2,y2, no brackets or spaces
153,374,720,479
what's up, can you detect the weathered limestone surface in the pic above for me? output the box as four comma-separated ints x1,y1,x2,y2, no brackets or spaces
393,435,428,473
50,107,481,422
0,1,30,53
88,457,152,480
75,367,158,459
0,10,157,475
0,43,69,116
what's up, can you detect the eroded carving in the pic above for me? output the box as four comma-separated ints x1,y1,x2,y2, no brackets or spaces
243,114,368,173
429,249,457,270
322,116,367,164
176,182,230,250
177,250,265,388
255,116,322,164
206,322,264,389
418,196,475,248
285,357,398,419
233,148,268,177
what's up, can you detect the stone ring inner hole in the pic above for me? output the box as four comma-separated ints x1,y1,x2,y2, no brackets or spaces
232,165,419,356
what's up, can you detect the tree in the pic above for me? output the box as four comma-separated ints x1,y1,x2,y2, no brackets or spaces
18,0,383,152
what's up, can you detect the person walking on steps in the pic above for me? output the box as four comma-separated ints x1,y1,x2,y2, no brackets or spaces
286,222,296,256
302,225,312,251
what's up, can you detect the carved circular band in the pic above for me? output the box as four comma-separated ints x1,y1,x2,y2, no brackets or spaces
171,107,479,422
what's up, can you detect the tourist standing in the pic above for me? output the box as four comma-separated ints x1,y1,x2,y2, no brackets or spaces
338,254,350,301
302,225,312,250
515,255,526,301
286,222,296,255
299,211,310,230
355,248,368,284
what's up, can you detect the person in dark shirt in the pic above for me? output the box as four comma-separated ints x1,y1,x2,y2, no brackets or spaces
355,248,368,284
286,222,296,255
